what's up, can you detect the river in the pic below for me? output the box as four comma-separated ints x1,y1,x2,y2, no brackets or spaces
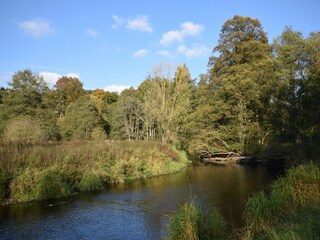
0,164,282,240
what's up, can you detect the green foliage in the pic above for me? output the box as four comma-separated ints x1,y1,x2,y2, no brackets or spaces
3,116,46,144
167,201,226,240
55,76,85,104
35,167,74,200
0,171,10,200
78,171,103,192
10,167,74,201
60,95,105,140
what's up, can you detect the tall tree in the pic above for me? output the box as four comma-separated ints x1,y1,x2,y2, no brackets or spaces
143,63,193,144
54,77,85,118
207,16,275,153
302,32,320,141
270,27,306,143
55,77,85,103
114,88,143,140
2,69,49,115
60,95,104,140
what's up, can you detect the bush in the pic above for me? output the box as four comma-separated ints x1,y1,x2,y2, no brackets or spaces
36,168,73,200
0,171,10,201
3,116,46,144
11,167,75,201
78,171,103,192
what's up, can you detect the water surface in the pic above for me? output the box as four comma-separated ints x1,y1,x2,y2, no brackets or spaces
0,165,282,240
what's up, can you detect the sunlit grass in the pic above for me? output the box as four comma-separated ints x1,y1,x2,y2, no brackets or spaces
0,140,191,203
166,200,226,240
242,163,320,239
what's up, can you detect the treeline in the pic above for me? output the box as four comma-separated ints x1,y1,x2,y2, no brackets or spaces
1,15,320,160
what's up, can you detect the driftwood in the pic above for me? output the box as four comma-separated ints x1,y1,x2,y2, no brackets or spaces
200,150,255,166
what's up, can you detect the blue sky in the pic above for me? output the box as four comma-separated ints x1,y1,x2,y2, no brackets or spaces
1,0,319,92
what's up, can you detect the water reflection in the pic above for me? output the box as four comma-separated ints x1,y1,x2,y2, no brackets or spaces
0,165,282,240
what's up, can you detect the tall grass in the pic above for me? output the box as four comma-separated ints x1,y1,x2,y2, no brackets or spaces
0,140,191,203
166,201,226,240
243,163,320,239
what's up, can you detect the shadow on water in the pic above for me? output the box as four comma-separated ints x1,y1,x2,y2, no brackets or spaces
0,164,283,240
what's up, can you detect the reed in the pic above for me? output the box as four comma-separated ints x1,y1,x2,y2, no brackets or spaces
0,140,190,203
243,163,320,239
167,201,226,240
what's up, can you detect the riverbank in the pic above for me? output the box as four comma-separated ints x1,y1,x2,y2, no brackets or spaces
166,163,320,239
0,140,191,204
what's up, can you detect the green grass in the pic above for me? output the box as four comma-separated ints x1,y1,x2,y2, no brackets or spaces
0,140,191,203
166,201,226,240
242,163,320,239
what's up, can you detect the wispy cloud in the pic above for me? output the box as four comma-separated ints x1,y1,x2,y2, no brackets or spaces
104,84,131,93
39,72,80,87
112,15,125,29
177,44,209,58
156,50,171,57
160,21,203,45
85,28,99,37
112,15,153,32
19,18,54,37
133,49,150,58
126,16,153,32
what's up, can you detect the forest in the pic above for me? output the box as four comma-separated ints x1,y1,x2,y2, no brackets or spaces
0,15,320,201
1,16,319,159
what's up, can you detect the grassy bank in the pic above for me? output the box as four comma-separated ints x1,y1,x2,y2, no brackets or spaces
166,163,320,240
241,163,320,239
0,140,190,204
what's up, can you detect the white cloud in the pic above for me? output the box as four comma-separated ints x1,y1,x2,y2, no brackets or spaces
85,28,99,37
126,15,153,32
160,21,203,45
177,44,210,58
39,72,61,87
112,15,153,32
160,31,182,45
133,49,150,58
19,18,54,37
156,50,171,57
39,72,80,87
66,73,80,79
112,15,125,29
104,85,131,93
180,22,203,36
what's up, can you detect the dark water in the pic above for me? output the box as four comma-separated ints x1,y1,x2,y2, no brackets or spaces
0,165,282,240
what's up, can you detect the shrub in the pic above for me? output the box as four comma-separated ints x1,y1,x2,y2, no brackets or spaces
11,167,75,201
0,171,10,200
91,127,107,140
36,168,73,200
3,116,46,144
11,168,39,202
78,171,103,192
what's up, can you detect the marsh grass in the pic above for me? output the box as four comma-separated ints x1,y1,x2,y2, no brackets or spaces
167,201,226,240
0,140,190,203
243,163,320,239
